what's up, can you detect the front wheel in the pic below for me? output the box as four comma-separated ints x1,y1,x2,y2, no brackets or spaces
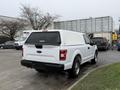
68,56,81,78
91,53,98,64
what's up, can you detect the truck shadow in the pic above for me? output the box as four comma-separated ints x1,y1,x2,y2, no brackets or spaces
27,62,98,90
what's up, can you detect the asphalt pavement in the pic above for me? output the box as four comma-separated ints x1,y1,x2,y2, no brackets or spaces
0,49,119,90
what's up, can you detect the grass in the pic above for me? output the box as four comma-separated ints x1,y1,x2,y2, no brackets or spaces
71,63,120,90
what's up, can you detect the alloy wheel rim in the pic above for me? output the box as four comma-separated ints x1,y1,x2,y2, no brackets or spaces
75,62,80,75
95,54,98,62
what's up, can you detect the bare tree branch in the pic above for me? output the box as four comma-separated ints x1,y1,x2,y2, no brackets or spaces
0,19,26,40
20,5,58,30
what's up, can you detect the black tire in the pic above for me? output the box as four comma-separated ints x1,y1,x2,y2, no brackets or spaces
91,53,98,64
68,56,81,78
15,47,20,50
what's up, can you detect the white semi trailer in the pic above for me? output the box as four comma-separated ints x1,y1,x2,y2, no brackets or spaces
54,16,113,33
53,16,114,43
94,33,111,43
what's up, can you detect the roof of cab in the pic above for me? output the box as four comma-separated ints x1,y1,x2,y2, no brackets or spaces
23,29,84,35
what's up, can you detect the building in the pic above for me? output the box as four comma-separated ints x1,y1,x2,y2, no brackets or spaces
53,16,114,43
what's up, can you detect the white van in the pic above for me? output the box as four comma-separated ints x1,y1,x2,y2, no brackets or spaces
21,30,98,77
15,30,35,50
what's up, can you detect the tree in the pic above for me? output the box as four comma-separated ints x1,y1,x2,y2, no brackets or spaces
0,19,26,41
20,5,58,30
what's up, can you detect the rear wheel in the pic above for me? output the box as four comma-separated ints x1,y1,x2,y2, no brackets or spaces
91,53,98,64
68,56,81,78
15,47,19,50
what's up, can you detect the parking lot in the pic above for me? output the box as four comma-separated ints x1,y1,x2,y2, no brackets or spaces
0,49,120,90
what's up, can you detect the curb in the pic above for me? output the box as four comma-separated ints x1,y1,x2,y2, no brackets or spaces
67,63,115,90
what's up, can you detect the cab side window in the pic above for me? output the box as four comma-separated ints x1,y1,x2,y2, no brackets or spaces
83,35,90,44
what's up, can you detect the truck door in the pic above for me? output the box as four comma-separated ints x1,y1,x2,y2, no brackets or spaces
83,35,94,60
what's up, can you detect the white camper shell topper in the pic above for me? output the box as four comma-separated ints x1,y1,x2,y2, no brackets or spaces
21,29,98,77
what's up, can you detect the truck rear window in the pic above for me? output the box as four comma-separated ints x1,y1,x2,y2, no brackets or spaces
25,32,61,45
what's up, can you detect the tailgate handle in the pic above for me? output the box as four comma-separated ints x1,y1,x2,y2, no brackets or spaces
37,51,42,53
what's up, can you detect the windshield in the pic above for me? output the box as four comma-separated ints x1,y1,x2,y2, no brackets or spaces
92,38,103,42
25,31,61,45
16,37,27,41
19,37,26,41
5,41,14,45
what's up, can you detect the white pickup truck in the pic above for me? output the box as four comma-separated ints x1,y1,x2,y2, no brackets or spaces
21,30,98,77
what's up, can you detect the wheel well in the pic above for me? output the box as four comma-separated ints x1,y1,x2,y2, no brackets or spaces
95,50,98,56
74,54,81,64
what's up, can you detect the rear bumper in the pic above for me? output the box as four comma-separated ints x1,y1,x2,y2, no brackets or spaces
15,45,22,49
21,60,64,71
97,46,107,49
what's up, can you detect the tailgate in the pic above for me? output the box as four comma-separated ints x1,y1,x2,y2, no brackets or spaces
23,31,61,63
23,45,60,63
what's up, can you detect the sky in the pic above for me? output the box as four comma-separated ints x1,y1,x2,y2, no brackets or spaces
0,0,120,29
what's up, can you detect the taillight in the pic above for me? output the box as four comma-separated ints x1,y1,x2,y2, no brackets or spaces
60,49,67,61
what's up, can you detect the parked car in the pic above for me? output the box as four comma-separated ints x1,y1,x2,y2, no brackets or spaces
117,40,120,51
21,30,98,78
0,36,10,44
91,37,110,50
0,41,15,49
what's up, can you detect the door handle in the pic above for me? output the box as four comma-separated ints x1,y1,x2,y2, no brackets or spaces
37,51,42,53
88,47,90,49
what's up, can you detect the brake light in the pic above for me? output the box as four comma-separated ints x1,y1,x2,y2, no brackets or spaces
60,49,67,61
